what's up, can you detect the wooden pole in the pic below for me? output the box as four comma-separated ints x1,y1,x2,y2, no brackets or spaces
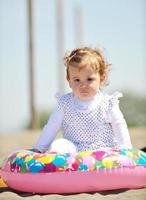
27,0,37,129
74,6,84,47
56,0,65,93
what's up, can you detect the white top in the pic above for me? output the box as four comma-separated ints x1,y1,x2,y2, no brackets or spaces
33,91,132,152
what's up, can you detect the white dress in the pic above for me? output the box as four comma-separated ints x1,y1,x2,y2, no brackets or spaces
33,91,132,152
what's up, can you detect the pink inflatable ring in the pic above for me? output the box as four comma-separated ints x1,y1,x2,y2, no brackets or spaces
1,148,146,194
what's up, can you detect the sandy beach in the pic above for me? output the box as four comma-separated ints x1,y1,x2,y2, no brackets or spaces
0,127,146,200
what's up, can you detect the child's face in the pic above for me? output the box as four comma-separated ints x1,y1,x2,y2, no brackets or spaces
67,65,105,100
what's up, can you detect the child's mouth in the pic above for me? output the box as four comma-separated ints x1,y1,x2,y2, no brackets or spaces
80,91,88,95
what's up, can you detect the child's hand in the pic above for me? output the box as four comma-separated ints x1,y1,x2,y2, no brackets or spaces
28,148,41,153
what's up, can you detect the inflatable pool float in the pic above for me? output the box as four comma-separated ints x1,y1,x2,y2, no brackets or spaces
0,148,146,194
0,175,7,188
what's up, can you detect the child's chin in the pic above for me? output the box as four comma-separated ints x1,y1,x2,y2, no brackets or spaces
79,94,92,100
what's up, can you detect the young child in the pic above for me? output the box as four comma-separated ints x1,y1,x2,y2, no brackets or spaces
31,47,132,153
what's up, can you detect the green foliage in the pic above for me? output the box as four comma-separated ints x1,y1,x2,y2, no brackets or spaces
26,109,52,129
37,111,51,128
120,92,146,127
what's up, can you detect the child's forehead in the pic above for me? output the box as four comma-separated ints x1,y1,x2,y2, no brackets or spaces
69,65,98,75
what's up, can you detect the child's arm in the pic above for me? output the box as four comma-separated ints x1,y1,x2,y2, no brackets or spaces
109,100,132,148
32,104,64,153
29,148,42,153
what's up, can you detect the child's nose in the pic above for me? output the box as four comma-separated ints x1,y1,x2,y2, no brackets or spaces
80,82,87,88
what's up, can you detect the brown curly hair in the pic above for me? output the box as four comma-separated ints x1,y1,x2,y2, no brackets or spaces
64,47,111,84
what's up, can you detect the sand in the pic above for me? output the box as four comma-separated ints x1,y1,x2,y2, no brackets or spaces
0,127,146,200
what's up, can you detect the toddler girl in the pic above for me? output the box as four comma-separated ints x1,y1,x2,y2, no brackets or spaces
31,47,132,153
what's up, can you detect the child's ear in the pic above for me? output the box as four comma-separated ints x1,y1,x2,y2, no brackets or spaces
100,74,106,85
66,75,71,88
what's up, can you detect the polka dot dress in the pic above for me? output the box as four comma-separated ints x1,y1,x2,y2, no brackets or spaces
57,93,119,152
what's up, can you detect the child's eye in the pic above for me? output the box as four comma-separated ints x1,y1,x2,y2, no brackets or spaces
74,79,80,82
87,78,94,82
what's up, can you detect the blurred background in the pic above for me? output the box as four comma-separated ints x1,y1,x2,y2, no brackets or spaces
0,0,146,134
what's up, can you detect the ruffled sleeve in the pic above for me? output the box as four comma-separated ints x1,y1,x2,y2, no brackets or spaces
54,92,65,112
54,92,62,101
109,91,123,109
107,91,132,148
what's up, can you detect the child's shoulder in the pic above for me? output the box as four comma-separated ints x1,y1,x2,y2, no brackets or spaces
101,91,123,107
55,92,73,103
102,91,123,99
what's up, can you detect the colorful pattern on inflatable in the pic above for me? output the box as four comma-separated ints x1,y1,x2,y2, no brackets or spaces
1,148,146,193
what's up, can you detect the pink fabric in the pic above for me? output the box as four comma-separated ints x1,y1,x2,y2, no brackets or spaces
1,166,146,194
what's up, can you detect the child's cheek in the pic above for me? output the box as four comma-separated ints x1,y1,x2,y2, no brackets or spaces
72,82,79,88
